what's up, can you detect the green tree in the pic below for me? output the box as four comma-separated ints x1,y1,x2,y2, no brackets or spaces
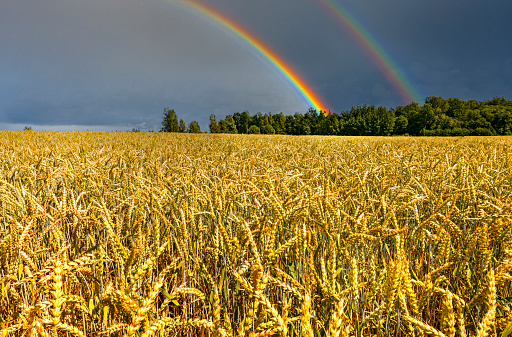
260,124,275,134
179,119,187,133
493,107,512,135
397,102,422,135
299,108,320,135
209,114,221,133
447,98,466,118
319,113,340,135
251,112,264,129
464,109,493,134
432,114,459,131
340,106,369,135
379,107,395,136
187,121,202,133
272,113,287,134
161,108,180,132
425,96,449,112
290,113,311,135
248,125,260,134
219,116,238,134
394,115,408,135
232,111,251,134
240,111,251,134
161,108,179,132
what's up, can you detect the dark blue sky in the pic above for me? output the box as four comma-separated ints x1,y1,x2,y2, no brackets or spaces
1,0,511,131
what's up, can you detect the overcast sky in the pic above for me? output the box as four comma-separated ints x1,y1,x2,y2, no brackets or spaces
1,0,511,131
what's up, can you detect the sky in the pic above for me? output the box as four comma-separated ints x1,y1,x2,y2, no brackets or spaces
1,0,511,131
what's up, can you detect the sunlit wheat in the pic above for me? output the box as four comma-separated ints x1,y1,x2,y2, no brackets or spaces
0,131,511,336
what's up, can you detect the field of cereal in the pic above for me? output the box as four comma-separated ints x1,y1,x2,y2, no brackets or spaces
0,131,511,336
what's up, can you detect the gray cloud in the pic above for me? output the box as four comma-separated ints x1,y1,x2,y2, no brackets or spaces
1,0,511,131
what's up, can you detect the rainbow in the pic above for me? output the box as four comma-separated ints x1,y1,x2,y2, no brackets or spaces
168,0,328,113
318,0,422,104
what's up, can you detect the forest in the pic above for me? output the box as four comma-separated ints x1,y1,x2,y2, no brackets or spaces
207,96,512,136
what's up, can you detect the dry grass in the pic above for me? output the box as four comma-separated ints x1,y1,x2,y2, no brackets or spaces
0,131,511,336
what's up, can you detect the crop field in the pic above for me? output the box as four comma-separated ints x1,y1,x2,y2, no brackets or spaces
0,131,511,337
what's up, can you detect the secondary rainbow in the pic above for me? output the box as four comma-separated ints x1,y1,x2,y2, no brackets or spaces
168,0,328,113
318,0,422,104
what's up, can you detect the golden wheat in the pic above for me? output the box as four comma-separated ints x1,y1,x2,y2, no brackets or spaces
0,132,511,336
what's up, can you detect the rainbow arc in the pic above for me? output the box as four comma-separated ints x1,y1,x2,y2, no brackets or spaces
169,0,328,113
165,0,423,113
318,0,422,104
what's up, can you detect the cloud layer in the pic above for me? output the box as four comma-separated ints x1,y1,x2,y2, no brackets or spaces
1,0,511,131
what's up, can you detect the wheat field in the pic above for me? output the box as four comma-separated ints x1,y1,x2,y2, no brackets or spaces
0,131,511,336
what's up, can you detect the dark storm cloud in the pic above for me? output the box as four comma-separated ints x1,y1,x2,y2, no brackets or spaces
1,0,511,130
347,0,512,101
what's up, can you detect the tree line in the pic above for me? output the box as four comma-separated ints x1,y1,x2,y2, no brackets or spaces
206,96,512,136
161,108,202,133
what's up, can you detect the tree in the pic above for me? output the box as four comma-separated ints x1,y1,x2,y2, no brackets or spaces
319,113,340,135
260,124,275,134
377,106,395,136
248,125,260,134
232,112,250,134
425,96,449,112
219,116,238,134
161,108,179,132
398,102,422,135
240,111,251,134
290,112,311,135
187,121,202,133
447,98,466,118
464,109,493,134
272,113,287,134
304,108,320,134
493,107,512,135
187,97,512,137
394,115,408,135
209,114,221,133
179,119,187,133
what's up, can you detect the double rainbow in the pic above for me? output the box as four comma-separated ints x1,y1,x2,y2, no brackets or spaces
168,0,422,113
